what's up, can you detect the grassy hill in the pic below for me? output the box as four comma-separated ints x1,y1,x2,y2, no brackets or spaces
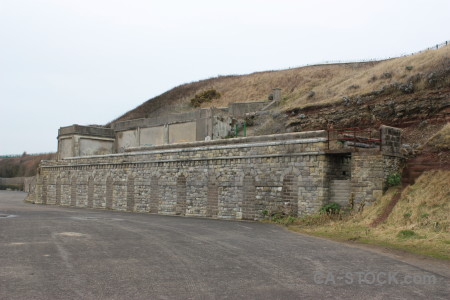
110,45,449,133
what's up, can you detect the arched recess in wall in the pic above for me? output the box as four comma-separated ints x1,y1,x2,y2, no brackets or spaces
242,174,256,220
126,175,135,212
176,174,187,216
206,177,219,218
41,176,48,205
282,174,298,217
55,176,61,205
70,176,77,206
87,176,94,208
149,176,159,213
106,176,113,209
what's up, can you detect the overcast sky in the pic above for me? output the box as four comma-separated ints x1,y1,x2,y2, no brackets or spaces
0,0,449,155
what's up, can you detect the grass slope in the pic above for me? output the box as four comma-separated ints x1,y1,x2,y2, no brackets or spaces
110,45,449,124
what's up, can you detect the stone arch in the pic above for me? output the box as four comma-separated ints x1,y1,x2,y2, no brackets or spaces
87,176,94,208
176,174,186,216
70,176,77,206
206,176,219,217
242,174,256,220
106,176,113,209
126,175,135,212
55,176,61,205
282,174,298,217
149,176,159,213
41,176,48,205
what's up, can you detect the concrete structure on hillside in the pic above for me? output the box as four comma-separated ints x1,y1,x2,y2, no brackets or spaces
57,96,275,160
29,125,403,220
58,125,115,159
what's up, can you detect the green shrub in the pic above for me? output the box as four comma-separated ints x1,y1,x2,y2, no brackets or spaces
403,212,412,218
271,213,283,222
397,230,417,239
386,173,401,187
283,216,297,225
320,202,341,215
269,214,297,226
190,89,221,107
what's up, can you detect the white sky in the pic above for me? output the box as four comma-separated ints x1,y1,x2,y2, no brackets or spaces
0,0,449,155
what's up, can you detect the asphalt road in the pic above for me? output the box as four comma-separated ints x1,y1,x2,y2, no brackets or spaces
0,191,449,299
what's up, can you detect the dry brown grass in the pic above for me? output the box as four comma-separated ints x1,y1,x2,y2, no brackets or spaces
386,170,449,227
290,170,450,259
425,123,450,151
285,45,450,110
111,45,449,124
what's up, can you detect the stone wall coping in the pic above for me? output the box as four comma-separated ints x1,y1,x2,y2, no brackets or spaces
41,152,326,168
58,125,115,138
75,135,116,141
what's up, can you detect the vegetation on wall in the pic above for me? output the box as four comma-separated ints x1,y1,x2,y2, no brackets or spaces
386,173,401,187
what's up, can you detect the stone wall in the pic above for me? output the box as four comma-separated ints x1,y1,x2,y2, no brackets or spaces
31,130,403,219
0,176,35,191
383,155,404,186
351,151,385,206
23,176,36,193
0,177,25,186
380,125,402,156
32,131,332,219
